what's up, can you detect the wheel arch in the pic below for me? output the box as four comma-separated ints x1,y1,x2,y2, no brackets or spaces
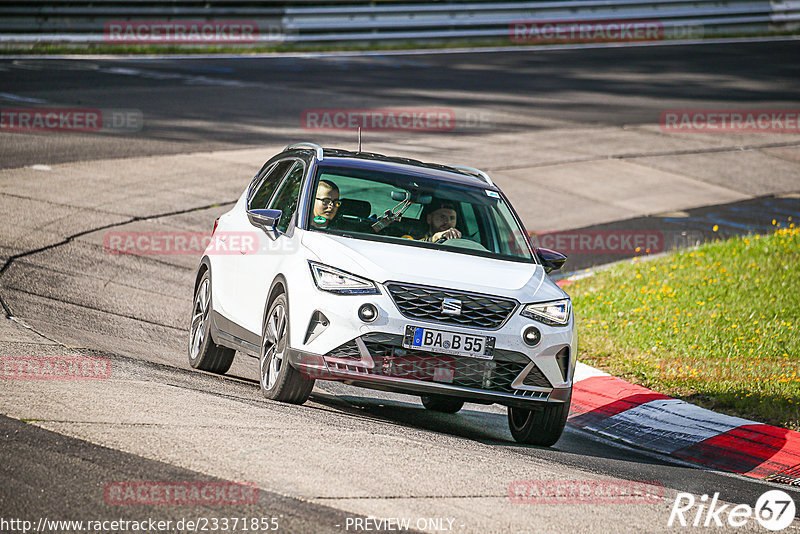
194,256,212,295
264,274,289,321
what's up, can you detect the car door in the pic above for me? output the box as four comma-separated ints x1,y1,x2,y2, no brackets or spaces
235,159,307,336
217,159,295,334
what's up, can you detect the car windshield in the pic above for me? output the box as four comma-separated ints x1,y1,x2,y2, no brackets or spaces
306,165,535,263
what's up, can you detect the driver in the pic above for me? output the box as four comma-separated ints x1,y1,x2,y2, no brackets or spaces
420,199,462,242
311,180,340,228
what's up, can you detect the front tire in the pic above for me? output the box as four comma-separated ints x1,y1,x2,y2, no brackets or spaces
260,293,314,404
507,391,571,446
421,395,465,414
188,271,235,374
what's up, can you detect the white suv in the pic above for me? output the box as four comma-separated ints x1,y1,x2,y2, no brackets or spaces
189,143,576,446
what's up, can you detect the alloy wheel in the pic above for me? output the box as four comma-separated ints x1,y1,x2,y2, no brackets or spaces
189,278,210,361
261,301,287,391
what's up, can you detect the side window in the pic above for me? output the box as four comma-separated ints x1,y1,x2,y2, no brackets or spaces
249,160,294,210
268,161,306,233
474,204,499,253
488,202,528,256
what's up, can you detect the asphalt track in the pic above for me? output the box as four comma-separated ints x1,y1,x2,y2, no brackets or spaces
1,40,799,533
2,40,800,168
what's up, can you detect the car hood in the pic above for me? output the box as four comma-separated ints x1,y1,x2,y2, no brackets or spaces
301,231,568,301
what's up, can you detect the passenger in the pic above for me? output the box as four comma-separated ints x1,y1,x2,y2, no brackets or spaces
420,199,462,242
311,180,341,228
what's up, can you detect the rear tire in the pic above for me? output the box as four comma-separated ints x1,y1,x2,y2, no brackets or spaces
507,391,571,446
188,271,235,374
260,293,314,404
421,395,465,414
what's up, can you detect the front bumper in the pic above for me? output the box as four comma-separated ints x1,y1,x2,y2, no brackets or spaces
289,272,575,408
287,332,572,408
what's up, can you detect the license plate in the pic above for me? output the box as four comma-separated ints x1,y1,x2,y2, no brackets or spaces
403,325,495,360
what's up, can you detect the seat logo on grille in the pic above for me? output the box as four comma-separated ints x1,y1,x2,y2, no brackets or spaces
441,298,462,315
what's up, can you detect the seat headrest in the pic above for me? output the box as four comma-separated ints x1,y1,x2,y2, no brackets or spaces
338,198,371,218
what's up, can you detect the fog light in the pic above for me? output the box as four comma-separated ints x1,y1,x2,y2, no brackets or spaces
522,326,541,346
358,303,378,323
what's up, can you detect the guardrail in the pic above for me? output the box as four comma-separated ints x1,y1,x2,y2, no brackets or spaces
1,0,798,45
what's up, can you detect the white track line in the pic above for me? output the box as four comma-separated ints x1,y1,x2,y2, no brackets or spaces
0,92,48,104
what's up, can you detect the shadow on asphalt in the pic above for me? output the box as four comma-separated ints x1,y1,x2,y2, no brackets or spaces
303,387,680,469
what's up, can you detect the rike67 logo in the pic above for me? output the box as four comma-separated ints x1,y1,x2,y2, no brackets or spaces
669,490,796,531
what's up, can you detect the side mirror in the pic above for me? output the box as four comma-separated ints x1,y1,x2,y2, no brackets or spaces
247,208,281,231
537,247,567,274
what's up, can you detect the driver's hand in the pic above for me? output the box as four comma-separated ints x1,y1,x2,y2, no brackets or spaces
433,228,461,241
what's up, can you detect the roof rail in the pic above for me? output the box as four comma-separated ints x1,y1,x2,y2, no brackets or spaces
285,142,324,161
450,165,494,186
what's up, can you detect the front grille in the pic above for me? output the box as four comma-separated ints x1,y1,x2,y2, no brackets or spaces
522,363,551,388
385,282,517,329
327,340,361,360
513,390,550,399
357,333,533,394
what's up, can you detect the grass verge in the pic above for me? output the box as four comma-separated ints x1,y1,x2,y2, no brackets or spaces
569,222,799,431
2,31,798,55
1,38,518,56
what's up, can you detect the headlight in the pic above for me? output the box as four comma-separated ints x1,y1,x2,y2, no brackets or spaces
521,299,571,326
308,261,379,295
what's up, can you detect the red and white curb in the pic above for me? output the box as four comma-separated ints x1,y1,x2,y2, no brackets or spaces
569,362,800,484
